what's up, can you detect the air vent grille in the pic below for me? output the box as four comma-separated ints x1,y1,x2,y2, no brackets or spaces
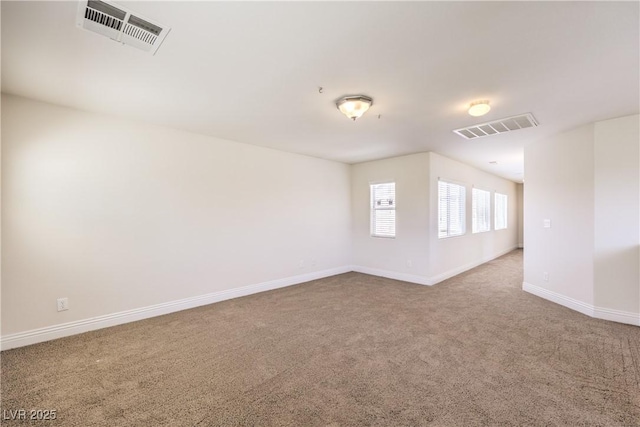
123,22,158,45
77,0,170,55
127,15,161,36
453,113,539,140
85,7,123,31
85,7,123,30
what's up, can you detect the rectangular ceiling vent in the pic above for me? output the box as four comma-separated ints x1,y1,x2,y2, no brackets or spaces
453,113,539,140
76,0,170,55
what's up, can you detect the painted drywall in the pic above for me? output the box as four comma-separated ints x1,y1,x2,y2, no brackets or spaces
524,114,640,324
427,152,518,282
517,184,524,248
594,115,639,314
351,153,431,282
351,152,518,285
523,124,596,306
1,94,352,336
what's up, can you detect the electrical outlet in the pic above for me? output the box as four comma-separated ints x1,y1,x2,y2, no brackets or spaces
543,272,549,282
57,297,69,312
543,219,551,228
406,259,413,268
298,259,305,268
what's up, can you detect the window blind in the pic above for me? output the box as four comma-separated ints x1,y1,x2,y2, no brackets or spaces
371,182,396,238
438,180,466,238
495,193,508,230
472,188,491,233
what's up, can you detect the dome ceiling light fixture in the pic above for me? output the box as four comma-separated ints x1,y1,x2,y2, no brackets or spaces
468,100,491,117
336,95,373,121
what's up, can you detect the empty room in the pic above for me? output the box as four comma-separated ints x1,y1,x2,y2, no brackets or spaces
1,1,639,426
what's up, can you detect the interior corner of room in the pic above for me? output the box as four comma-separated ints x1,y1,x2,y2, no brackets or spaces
1,1,639,425
2,88,638,346
1,0,638,352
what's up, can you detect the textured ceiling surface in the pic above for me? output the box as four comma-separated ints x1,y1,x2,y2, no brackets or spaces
2,1,639,182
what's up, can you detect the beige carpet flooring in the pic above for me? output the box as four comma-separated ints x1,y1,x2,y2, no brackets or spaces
2,250,640,426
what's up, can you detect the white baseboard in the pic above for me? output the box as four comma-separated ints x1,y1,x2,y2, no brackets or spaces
522,282,594,317
593,306,640,326
351,246,520,287
0,266,352,351
429,245,519,285
12,257,634,350
522,282,639,326
350,265,432,286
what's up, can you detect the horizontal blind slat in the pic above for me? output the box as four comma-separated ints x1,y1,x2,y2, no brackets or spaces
439,180,466,238
495,193,508,230
371,182,396,237
472,188,491,233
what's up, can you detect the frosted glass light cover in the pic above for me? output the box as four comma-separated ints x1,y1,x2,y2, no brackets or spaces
468,101,491,117
336,96,373,120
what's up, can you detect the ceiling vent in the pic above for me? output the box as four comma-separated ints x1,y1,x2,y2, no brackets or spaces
453,113,539,140
76,0,170,55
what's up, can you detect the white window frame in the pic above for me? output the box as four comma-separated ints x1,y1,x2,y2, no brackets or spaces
472,187,491,234
370,182,396,238
438,179,466,239
495,192,508,230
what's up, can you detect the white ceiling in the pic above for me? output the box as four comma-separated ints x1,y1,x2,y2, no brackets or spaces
2,1,639,182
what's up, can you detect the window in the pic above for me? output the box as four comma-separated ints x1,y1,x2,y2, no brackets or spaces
472,188,491,233
438,180,466,238
495,193,508,230
370,182,395,238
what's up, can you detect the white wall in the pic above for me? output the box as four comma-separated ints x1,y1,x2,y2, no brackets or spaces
350,152,518,285
524,114,640,325
0,94,539,346
594,115,639,314
517,183,524,248
351,153,431,283
524,123,596,306
1,94,352,337
427,152,518,282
